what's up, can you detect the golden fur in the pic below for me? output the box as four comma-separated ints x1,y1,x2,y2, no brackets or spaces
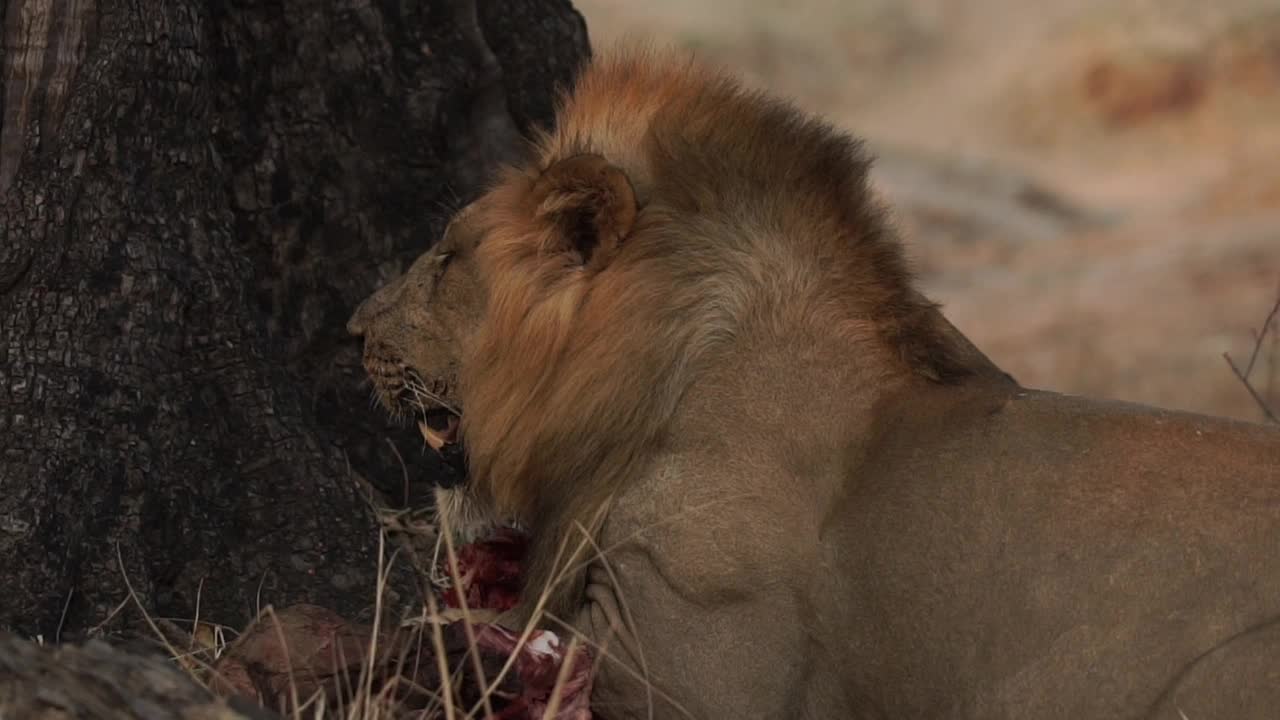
350,45,1280,719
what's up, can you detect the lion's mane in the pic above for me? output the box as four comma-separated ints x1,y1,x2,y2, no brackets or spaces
457,47,976,602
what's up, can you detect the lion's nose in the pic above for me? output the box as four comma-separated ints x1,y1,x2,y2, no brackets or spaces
346,299,371,337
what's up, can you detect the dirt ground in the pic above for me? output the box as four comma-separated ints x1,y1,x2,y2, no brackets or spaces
575,0,1280,422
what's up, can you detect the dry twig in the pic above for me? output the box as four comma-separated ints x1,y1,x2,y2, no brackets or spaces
1224,293,1280,423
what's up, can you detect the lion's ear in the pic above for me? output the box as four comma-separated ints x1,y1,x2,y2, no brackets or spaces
531,154,637,266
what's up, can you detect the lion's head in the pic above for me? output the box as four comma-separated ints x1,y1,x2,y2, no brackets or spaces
346,148,656,537
349,43,993,597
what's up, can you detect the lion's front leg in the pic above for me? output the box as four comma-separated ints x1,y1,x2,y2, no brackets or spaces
569,525,835,720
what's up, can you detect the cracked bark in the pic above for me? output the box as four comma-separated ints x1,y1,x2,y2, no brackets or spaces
0,0,589,639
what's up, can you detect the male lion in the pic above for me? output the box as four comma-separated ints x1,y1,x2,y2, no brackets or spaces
348,47,1280,720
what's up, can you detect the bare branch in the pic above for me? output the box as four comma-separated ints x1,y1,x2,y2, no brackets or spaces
1224,293,1280,424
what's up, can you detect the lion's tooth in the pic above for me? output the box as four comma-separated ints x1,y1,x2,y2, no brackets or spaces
418,418,446,451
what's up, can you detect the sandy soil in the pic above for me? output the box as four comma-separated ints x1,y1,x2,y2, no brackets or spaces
575,0,1280,421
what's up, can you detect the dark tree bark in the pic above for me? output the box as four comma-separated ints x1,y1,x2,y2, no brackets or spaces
0,0,589,639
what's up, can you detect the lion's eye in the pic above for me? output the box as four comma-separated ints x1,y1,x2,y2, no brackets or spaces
435,252,454,278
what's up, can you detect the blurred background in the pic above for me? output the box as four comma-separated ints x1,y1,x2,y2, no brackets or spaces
576,0,1280,422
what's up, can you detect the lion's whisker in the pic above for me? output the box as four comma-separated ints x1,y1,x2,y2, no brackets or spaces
404,373,461,415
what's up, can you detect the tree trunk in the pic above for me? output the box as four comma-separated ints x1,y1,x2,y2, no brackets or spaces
0,0,589,639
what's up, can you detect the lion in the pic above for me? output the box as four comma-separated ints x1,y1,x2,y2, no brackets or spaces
347,46,1280,719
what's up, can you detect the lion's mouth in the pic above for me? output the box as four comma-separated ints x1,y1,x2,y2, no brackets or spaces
418,407,461,451
417,406,468,489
